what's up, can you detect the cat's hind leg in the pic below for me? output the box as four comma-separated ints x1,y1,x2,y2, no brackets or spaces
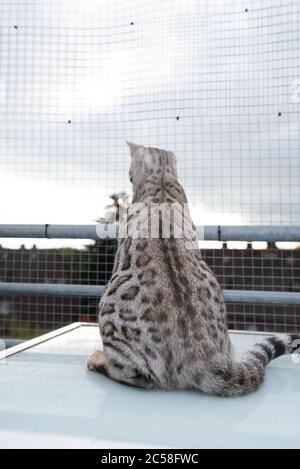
87,350,153,389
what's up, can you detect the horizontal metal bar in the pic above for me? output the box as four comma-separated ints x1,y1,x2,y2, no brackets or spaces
0,224,102,239
203,225,300,242
0,282,299,305
0,224,299,241
224,290,300,305
2,338,25,349
0,282,105,297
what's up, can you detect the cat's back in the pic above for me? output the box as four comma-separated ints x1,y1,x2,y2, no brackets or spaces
100,236,227,350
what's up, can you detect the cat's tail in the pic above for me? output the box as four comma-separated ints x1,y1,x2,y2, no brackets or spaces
200,334,300,397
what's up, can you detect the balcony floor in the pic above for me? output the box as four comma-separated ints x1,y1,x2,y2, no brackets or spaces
0,323,299,448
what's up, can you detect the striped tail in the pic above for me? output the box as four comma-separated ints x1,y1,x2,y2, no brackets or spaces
201,334,300,397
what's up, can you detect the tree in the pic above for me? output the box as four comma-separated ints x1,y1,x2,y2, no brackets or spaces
63,192,128,321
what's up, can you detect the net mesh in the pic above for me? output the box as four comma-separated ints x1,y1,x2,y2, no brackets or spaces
0,0,299,341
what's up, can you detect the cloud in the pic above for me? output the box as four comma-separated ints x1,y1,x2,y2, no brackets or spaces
0,0,299,240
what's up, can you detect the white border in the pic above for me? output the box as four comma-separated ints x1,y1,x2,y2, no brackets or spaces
0,322,97,360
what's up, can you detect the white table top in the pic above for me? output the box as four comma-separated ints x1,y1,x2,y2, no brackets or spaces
0,323,299,448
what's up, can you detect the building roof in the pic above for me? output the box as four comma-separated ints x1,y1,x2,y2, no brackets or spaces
0,323,300,448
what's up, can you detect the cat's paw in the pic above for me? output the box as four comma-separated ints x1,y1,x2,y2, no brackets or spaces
86,350,106,373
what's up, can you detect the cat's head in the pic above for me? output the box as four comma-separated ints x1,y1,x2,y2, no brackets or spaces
126,142,177,189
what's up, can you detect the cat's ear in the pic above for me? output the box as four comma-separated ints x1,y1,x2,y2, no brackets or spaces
126,141,141,157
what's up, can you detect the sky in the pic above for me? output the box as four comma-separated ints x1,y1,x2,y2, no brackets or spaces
0,0,299,248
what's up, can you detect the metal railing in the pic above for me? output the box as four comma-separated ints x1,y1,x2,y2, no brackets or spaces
0,281,299,305
0,224,300,241
0,224,300,306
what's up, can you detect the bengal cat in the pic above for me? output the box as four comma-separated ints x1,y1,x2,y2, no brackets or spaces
87,142,299,396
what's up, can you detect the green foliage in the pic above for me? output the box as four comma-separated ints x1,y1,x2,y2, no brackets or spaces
9,318,44,340
62,192,127,317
